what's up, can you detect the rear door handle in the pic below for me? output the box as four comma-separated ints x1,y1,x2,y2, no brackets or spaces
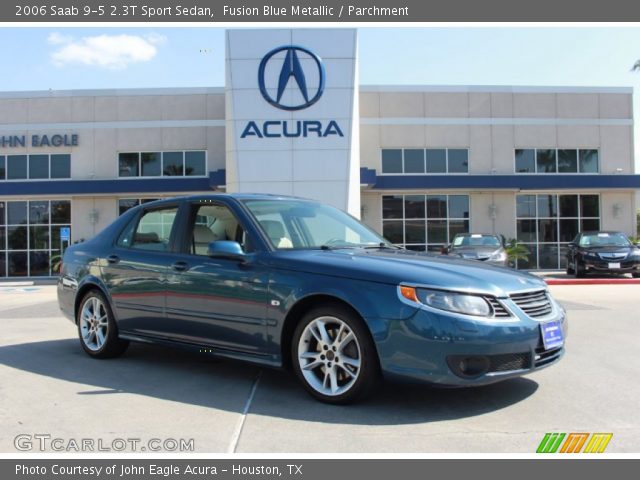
171,261,189,272
106,254,120,264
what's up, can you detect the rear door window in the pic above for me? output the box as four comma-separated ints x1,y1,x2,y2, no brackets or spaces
119,207,178,251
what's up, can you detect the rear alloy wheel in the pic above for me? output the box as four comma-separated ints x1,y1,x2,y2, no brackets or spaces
77,290,129,359
292,306,379,404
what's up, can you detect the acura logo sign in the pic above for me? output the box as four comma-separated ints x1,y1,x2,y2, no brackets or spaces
258,45,325,111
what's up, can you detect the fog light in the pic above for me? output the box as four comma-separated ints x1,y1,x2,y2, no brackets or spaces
447,355,490,378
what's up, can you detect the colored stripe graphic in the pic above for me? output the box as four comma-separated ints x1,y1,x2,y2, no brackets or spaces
537,433,566,453
560,433,589,453
583,433,613,453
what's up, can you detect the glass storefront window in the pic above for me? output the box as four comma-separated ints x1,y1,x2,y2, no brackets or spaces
381,149,402,173
119,153,139,177
50,154,71,179
29,155,49,179
141,152,161,177
515,149,535,173
7,155,27,180
0,200,71,277
382,194,470,251
403,149,424,174
579,150,599,173
381,149,469,174
0,154,71,181
185,151,206,176
448,150,469,173
536,149,557,173
516,194,600,269
558,150,578,173
118,198,161,216
8,202,27,225
382,196,403,219
162,152,184,176
515,148,599,174
426,149,446,173
404,195,425,219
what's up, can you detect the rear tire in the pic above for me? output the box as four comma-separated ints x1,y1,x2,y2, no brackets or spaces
291,304,380,404
77,290,129,359
632,272,640,279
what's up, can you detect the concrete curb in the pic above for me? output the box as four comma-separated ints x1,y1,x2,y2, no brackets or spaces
545,278,640,285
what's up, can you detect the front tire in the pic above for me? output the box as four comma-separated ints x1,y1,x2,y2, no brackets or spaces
77,290,129,359
566,257,575,275
291,305,380,404
575,260,587,278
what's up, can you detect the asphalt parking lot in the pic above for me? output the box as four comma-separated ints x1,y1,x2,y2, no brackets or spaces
0,283,638,453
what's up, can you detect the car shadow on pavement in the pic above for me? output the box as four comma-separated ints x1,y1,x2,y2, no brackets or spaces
0,339,538,426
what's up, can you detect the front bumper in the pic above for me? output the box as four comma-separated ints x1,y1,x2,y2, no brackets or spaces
583,258,640,274
375,296,567,386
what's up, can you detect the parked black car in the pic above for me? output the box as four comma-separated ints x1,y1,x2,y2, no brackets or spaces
442,233,509,268
566,231,640,278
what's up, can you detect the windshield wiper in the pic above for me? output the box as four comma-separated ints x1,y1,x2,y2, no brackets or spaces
360,243,400,250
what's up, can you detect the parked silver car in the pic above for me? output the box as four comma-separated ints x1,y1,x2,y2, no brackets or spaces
443,233,509,267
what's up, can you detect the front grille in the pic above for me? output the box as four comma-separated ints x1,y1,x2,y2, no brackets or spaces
485,297,511,318
510,289,553,318
598,253,627,261
488,353,531,372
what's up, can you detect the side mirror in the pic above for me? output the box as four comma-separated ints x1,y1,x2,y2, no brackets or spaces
207,241,246,262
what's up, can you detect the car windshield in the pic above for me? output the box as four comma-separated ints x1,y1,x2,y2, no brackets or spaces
579,232,631,247
243,199,389,250
452,234,501,247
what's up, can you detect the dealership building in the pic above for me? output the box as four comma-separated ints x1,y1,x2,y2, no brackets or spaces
1,28,639,278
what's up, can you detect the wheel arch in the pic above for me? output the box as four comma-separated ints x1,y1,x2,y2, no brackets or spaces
74,277,113,325
280,294,380,370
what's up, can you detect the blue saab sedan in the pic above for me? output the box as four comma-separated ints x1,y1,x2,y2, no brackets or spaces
58,194,566,404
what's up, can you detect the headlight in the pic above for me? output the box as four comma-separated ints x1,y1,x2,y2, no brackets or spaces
488,250,507,262
400,286,491,317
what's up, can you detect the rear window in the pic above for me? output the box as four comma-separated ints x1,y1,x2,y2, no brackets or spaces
453,234,501,247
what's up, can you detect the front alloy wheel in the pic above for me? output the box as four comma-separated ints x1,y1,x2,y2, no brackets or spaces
77,290,129,358
292,305,379,404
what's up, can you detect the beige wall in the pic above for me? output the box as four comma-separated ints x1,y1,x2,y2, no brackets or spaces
0,91,226,181
600,191,637,236
359,89,635,175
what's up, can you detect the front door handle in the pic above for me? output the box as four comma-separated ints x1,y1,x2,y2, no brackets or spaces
171,261,189,272
106,254,120,264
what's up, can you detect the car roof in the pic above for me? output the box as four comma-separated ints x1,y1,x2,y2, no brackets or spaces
454,233,499,237
138,193,319,208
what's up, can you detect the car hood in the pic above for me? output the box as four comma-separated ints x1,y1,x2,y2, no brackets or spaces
449,246,503,258
266,248,544,297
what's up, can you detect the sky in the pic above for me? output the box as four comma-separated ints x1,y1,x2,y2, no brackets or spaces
1,27,640,91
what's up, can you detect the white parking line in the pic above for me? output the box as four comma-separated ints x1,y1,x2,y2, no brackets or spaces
227,370,262,454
